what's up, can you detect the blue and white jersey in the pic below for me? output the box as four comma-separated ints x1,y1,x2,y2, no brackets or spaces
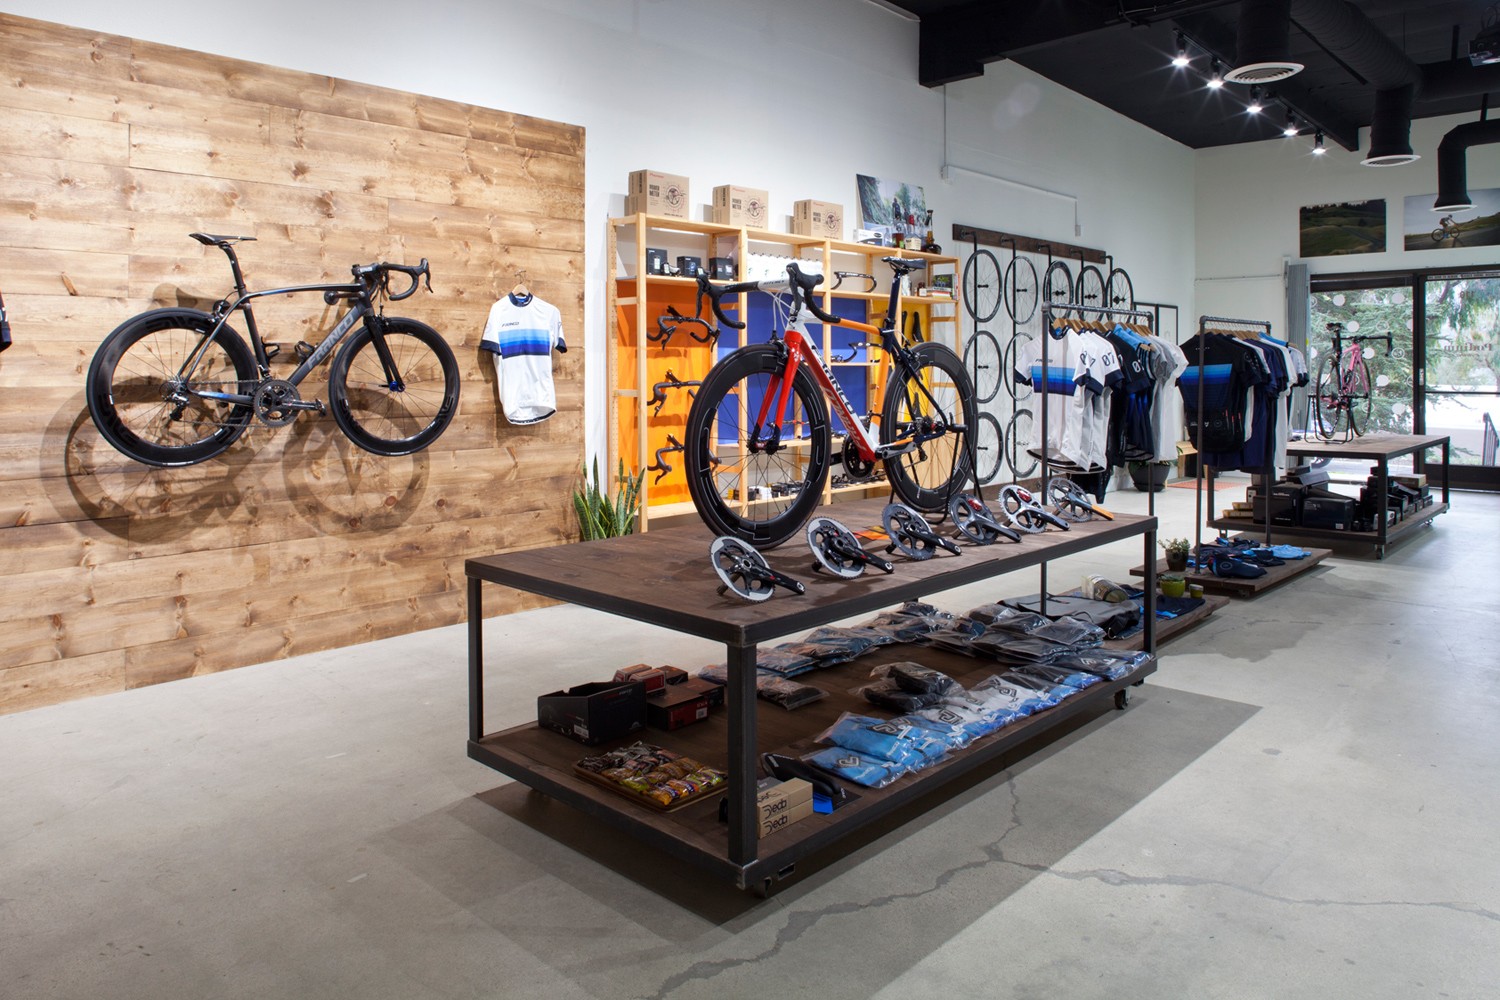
480,293,566,424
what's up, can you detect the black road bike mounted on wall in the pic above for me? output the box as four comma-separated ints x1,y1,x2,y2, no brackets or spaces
86,233,460,467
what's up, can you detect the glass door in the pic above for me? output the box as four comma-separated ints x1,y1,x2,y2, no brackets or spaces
1309,284,1416,475
1420,272,1500,487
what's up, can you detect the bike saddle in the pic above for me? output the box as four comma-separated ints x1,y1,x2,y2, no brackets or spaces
881,256,928,275
189,232,256,246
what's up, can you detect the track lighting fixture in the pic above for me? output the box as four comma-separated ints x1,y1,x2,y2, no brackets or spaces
1246,87,1264,115
1172,32,1190,69
1207,59,1224,89
1283,113,1299,137
1312,131,1326,155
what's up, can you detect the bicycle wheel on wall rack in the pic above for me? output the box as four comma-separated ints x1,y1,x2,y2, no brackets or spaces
881,342,977,512
1006,408,1037,478
1002,255,1039,323
972,410,1003,485
962,249,1002,324
1003,333,1034,400
684,343,831,549
962,329,1002,404
1042,260,1073,320
1074,264,1105,312
329,318,461,456
1105,267,1135,311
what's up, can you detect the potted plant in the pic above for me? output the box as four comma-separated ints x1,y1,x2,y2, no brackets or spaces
572,457,644,541
1128,459,1171,492
1161,537,1190,572
1159,572,1187,598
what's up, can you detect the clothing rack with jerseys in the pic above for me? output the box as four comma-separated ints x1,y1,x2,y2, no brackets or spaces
1183,314,1283,558
1031,302,1158,606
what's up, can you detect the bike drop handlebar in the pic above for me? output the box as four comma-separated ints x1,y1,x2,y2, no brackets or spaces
351,259,432,301
695,263,842,330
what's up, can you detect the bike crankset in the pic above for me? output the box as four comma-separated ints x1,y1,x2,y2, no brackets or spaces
1044,476,1101,522
839,433,878,482
252,377,323,428
947,493,1022,545
883,503,962,561
806,516,894,578
710,536,805,602
996,484,1070,533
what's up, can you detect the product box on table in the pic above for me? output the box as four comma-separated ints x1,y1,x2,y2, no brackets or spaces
537,681,646,745
1246,483,1304,526
755,777,814,838
627,169,690,219
710,185,769,229
1302,493,1356,530
791,199,844,239
645,676,725,731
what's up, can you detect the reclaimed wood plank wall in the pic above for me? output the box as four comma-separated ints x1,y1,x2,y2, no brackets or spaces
0,13,585,713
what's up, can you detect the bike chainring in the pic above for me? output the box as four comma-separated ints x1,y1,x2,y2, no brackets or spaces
252,378,302,428
840,434,877,482
996,484,1046,533
710,536,803,602
1045,476,1095,522
803,517,864,578
947,492,1009,545
882,503,944,560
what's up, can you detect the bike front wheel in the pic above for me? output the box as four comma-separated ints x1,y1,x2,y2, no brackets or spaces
972,409,1003,485
85,308,257,467
328,318,460,456
962,248,1002,323
1346,356,1373,436
962,329,1002,404
1007,408,1038,478
882,342,977,511
684,343,830,549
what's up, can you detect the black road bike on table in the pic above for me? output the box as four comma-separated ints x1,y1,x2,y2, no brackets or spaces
86,233,459,467
684,258,977,549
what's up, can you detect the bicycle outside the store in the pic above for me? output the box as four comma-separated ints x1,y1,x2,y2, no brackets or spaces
1312,321,1394,442
86,232,460,467
684,257,977,549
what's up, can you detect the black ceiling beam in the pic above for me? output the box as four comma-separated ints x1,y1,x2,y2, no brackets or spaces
918,0,1241,87
1174,10,1362,151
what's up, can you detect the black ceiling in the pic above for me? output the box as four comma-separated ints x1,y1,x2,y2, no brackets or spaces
885,0,1499,152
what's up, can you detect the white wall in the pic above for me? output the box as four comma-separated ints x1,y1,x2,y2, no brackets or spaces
7,0,1197,462
1196,111,1500,331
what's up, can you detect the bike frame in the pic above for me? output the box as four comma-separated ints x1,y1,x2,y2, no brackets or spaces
178,246,403,407
747,276,950,465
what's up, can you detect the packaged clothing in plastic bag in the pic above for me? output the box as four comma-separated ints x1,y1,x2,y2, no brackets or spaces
1029,618,1106,648
777,626,877,666
1015,662,1101,691
978,608,1051,634
968,632,1067,664
978,673,1058,714
804,746,910,788
1051,648,1150,680
912,698,1012,741
893,713,975,751
752,647,819,677
817,713,947,767
871,661,961,697
967,676,1040,716
860,677,944,713
756,675,827,710
999,670,1076,706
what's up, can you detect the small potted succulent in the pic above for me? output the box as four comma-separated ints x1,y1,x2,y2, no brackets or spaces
1161,537,1190,572
1159,572,1187,598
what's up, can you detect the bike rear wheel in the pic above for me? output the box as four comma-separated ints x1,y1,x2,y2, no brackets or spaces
328,318,460,456
962,329,1002,404
1312,355,1344,440
881,342,977,511
1042,260,1073,319
85,308,257,467
1003,255,1039,323
1075,264,1105,312
1105,267,1135,311
684,343,830,549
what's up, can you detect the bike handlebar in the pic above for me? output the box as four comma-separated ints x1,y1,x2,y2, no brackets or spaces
353,259,432,301
695,263,842,330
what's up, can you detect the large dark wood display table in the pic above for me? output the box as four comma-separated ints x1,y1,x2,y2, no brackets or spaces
465,498,1158,891
1207,434,1450,559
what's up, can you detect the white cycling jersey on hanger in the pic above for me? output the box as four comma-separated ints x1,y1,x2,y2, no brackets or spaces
480,292,567,425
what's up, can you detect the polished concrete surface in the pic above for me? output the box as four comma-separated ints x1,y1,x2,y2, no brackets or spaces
3,484,1497,1000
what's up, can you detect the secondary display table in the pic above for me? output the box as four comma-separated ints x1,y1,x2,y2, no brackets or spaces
466,498,1159,891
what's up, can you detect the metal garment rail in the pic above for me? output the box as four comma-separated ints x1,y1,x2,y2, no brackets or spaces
1191,315,1275,559
1036,301,1159,611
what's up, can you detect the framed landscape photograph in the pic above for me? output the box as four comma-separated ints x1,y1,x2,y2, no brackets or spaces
1299,200,1386,257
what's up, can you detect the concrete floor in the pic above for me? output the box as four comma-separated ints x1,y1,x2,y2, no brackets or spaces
3,484,1498,1000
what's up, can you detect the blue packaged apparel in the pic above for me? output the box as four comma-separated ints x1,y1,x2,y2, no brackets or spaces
804,746,910,788
1003,670,1078,704
818,713,931,767
1018,662,1102,690
894,713,975,750
1051,648,1148,680
914,698,1011,741
968,676,1038,716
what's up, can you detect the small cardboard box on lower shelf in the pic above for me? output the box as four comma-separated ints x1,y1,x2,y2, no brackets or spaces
756,777,814,838
645,676,724,731
537,681,645,745
791,199,843,239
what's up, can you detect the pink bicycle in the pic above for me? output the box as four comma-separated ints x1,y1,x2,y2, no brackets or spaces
1313,322,1394,441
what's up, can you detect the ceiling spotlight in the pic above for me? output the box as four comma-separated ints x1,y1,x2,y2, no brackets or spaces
1208,59,1224,89
1283,114,1299,137
1312,131,1327,155
1172,32,1190,68
1246,87,1264,114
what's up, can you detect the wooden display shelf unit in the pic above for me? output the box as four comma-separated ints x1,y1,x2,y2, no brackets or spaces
607,212,961,532
1128,548,1332,596
466,498,1158,892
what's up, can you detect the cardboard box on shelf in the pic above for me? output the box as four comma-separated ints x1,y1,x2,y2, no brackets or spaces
791,199,844,239
755,777,814,838
710,185,769,229
626,169,690,219
537,681,646,745
645,676,725,731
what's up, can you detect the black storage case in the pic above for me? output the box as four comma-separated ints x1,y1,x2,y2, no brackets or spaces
537,681,646,745
1247,483,1305,526
1302,494,1357,531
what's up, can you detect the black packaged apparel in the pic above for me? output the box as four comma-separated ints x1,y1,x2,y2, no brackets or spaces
887,661,962,697
1029,618,1106,649
860,677,944,713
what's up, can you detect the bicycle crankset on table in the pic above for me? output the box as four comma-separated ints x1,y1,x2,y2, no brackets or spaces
1044,476,1112,522
947,493,1022,545
996,484,1070,533
806,516,895,578
882,503,962,561
710,536,805,602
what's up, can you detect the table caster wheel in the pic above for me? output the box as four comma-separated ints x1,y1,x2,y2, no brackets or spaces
1114,689,1130,710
